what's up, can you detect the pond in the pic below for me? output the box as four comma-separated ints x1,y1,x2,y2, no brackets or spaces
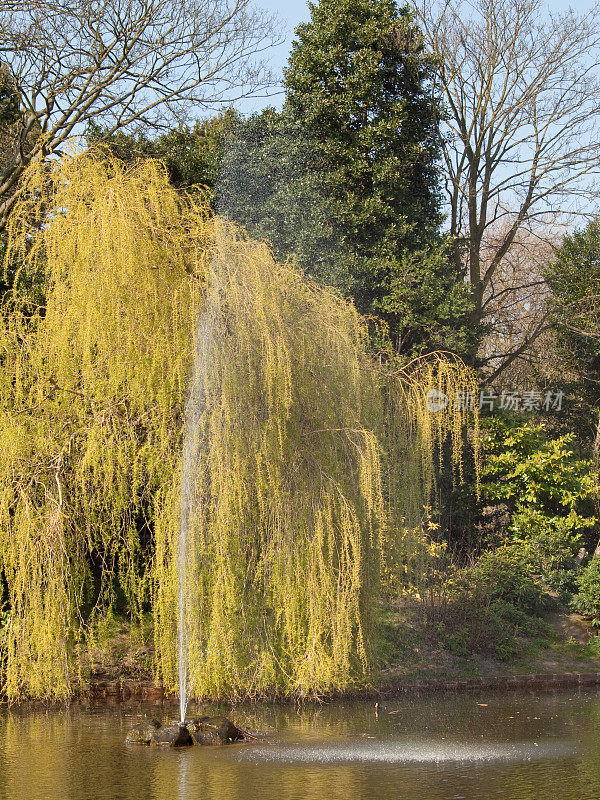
2,690,600,800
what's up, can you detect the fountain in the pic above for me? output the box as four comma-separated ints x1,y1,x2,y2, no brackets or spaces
177,271,219,723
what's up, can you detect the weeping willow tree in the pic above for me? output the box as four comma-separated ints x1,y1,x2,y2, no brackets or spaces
0,152,478,701
0,154,207,699
379,354,480,595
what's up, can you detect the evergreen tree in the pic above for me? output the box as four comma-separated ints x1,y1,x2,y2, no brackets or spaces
87,109,239,203
221,0,475,359
284,0,440,255
545,220,600,440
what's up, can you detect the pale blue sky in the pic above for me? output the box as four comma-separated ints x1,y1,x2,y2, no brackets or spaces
244,0,598,112
240,0,310,112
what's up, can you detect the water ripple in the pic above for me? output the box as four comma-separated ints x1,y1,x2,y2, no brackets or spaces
237,739,577,765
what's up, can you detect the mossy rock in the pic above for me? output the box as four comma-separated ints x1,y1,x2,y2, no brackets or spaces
125,719,162,744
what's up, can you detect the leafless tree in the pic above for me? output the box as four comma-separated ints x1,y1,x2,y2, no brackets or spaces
0,0,279,229
478,223,556,386
415,0,600,380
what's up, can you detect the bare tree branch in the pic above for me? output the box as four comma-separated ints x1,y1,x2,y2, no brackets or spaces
416,0,600,379
0,0,281,230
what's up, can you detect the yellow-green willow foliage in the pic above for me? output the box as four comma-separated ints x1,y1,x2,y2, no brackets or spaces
0,154,207,699
154,223,385,698
0,151,478,701
379,355,480,595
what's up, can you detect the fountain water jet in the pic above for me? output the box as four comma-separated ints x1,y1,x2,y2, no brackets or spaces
177,272,219,723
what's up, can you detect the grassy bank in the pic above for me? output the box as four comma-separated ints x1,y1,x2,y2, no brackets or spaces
379,600,600,684
80,604,600,695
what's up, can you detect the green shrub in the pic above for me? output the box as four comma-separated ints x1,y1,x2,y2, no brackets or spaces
516,519,581,598
481,419,597,549
427,545,550,660
467,546,548,614
475,418,598,601
573,558,600,625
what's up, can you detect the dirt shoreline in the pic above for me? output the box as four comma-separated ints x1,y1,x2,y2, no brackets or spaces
80,670,600,704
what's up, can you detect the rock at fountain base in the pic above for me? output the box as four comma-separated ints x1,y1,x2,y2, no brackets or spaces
150,724,194,747
125,719,162,744
189,716,245,745
126,716,247,747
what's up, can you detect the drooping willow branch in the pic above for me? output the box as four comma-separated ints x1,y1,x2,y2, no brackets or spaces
0,151,478,700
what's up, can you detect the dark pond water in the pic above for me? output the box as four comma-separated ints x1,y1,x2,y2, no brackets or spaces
2,690,600,799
